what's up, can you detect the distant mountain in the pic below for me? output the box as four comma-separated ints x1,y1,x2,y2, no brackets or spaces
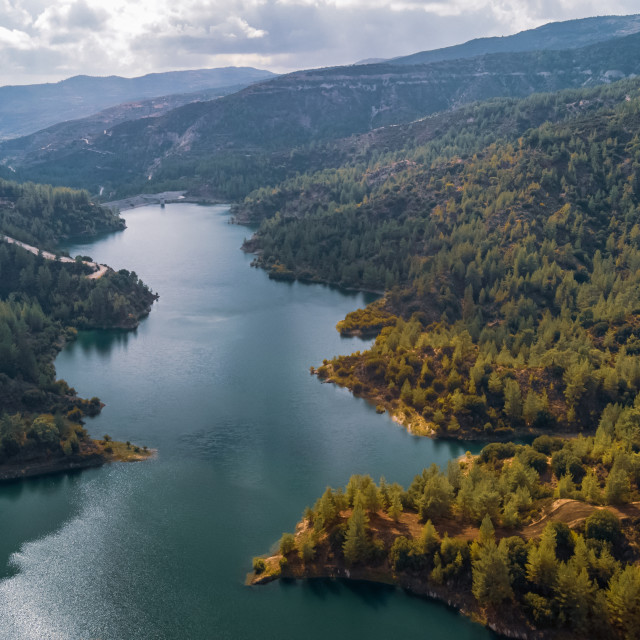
353,58,388,65
4,27,640,199
0,84,249,169
393,13,640,65
0,67,276,140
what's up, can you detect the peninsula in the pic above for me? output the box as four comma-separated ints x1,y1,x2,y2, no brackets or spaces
0,178,158,479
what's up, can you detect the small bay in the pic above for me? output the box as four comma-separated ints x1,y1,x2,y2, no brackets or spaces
0,204,494,639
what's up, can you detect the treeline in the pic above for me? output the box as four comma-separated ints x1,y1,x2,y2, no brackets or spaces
0,241,156,413
0,178,124,248
0,411,93,464
0,177,156,415
0,240,155,328
239,79,639,226
259,417,640,638
244,81,640,437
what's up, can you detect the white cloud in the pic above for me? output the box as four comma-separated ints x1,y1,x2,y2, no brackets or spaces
0,25,33,49
0,0,638,85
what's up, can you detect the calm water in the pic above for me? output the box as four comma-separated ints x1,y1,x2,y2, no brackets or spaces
0,204,494,639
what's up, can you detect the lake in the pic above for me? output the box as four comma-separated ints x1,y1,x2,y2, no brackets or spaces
0,203,495,639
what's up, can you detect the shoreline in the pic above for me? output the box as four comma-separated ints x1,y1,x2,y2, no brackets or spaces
0,442,155,482
102,192,225,211
250,567,545,640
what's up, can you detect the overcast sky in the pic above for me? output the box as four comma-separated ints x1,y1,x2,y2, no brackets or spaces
0,0,639,86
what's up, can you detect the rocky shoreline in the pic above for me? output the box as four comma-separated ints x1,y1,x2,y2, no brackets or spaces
0,442,155,483
0,453,105,481
250,566,549,640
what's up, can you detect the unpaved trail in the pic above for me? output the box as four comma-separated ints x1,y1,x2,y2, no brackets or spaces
1,234,109,278
522,498,640,539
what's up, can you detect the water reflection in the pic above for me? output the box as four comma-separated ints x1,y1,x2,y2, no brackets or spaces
64,328,135,358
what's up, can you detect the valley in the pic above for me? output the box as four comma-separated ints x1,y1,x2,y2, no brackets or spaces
2,12,640,640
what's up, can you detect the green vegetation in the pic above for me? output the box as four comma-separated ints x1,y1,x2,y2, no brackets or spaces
0,411,152,479
7,33,640,199
0,178,155,426
0,179,124,248
0,238,156,413
253,420,640,637
0,412,88,464
243,79,640,439
247,75,640,636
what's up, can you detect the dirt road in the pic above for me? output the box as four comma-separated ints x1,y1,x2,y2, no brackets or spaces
1,234,109,279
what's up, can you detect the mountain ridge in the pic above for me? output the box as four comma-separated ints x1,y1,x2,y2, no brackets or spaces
392,13,640,66
0,66,277,141
4,30,640,199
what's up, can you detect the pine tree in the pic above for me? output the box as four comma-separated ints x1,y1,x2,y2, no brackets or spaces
604,466,630,505
314,487,338,531
417,520,440,556
503,379,523,420
387,490,403,521
580,469,601,504
526,524,558,594
342,503,370,566
472,538,513,606
419,474,454,520
607,565,640,639
555,563,594,632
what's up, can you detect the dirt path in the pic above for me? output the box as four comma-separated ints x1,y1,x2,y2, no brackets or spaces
1,234,109,279
522,498,640,539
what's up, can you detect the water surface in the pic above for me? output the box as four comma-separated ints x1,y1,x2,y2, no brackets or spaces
0,204,494,639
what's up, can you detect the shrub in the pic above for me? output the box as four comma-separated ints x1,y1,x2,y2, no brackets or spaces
279,533,296,555
532,435,563,455
584,510,621,546
479,442,516,464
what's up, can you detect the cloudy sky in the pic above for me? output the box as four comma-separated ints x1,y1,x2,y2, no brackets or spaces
1,0,639,86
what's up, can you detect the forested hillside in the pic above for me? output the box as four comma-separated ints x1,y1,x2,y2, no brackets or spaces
0,179,124,248
243,78,640,441
3,31,640,200
0,179,155,416
253,419,640,638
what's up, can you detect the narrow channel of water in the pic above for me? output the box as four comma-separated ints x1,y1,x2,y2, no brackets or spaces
0,204,495,639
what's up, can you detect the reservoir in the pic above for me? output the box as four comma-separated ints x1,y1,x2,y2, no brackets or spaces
0,204,495,639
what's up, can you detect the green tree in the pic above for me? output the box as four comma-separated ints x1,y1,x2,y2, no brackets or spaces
343,503,370,566
554,563,594,632
607,565,640,639
526,525,558,594
472,541,513,606
419,474,454,520
503,379,522,421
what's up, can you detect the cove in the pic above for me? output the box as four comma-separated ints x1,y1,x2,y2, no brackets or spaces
0,204,496,639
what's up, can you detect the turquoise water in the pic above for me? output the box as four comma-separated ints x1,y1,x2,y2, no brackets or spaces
0,204,494,639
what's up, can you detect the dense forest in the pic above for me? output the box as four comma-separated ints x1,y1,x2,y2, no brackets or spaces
0,179,124,248
253,415,640,638
240,78,640,439
4,32,640,200
0,247,155,414
0,179,155,418
244,72,640,638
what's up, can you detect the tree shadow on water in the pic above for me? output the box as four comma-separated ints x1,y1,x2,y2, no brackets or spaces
298,578,395,610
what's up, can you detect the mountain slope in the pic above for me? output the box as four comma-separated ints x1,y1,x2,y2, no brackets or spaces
393,13,640,65
245,78,640,438
0,67,276,140
3,30,640,199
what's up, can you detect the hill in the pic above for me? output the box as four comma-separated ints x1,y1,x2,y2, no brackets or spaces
0,66,276,141
3,31,640,200
244,77,640,441
393,13,640,65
